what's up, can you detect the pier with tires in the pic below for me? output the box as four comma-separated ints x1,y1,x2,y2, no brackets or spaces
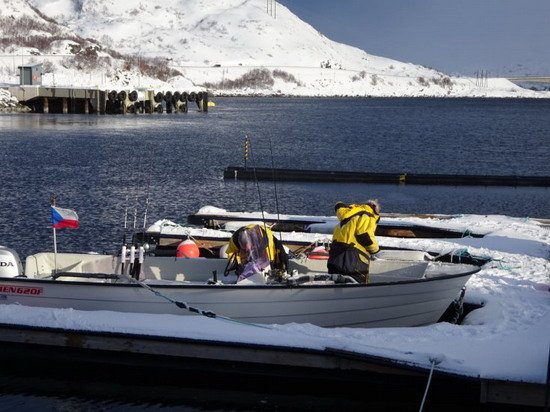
8,86,209,114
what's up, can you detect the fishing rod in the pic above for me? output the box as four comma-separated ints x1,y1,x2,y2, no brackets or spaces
268,135,283,242
247,136,274,263
120,195,129,276
142,155,153,231
143,182,151,231
136,168,153,280
241,135,250,211
135,202,150,280
129,202,138,277
246,136,267,225
134,154,154,279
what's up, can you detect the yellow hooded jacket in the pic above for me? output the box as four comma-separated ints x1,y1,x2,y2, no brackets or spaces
332,204,380,256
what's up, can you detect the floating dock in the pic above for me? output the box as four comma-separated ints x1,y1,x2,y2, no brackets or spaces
8,86,209,114
224,166,550,187
0,322,546,410
186,211,485,238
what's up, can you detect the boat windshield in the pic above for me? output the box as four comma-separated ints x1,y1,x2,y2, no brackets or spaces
237,226,271,282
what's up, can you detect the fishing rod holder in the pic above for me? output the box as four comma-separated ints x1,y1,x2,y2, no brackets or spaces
120,244,145,279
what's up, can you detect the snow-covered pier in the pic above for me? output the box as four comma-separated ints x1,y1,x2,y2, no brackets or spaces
7,86,208,114
0,319,546,409
0,212,548,409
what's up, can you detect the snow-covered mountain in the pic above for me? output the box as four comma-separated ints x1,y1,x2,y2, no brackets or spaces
0,0,548,99
32,0,423,72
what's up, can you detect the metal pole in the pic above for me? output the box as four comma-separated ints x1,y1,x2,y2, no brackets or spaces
50,196,57,274
53,227,58,274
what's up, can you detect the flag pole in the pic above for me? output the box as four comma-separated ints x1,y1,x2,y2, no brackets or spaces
50,196,57,274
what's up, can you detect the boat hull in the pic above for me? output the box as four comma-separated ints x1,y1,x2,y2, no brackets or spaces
0,271,476,328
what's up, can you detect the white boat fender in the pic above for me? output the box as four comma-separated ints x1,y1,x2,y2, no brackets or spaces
129,245,145,280
128,245,136,277
0,246,23,278
138,246,145,264
219,243,229,258
121,244,127,275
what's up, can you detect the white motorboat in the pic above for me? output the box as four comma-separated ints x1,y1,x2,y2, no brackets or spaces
0,245,479,328
187,206,485,238
139,219,492,266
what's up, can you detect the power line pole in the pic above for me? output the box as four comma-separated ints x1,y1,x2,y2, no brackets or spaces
266,0,277,19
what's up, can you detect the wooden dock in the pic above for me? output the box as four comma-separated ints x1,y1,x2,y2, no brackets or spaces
224,166,550,187
8,86,208,114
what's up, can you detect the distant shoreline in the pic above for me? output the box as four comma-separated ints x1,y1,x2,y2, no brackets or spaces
207,93,550,99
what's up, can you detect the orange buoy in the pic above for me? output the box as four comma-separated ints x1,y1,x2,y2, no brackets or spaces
307,246,329,260
176,239,200,258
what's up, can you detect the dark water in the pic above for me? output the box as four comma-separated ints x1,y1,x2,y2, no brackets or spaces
0,97,549,410
1,97,549,260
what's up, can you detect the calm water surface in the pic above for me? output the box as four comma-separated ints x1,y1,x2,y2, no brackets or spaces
1,97,549,259
0,97,549,410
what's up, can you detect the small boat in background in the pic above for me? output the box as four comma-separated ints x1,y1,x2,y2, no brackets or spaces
187,206,485,238
137,219,491,266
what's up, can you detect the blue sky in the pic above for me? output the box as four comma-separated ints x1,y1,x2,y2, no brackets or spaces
278,0,550,76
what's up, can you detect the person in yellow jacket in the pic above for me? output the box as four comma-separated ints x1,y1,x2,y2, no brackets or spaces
328,200,381,283
225,223,288,281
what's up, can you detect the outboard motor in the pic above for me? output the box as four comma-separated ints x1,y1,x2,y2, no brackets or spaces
0,246,23,277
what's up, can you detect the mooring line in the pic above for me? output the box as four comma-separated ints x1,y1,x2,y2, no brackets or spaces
419,355,444,412
123,274,273,330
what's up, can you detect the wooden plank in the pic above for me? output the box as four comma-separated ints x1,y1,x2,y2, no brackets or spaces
480,379,548,407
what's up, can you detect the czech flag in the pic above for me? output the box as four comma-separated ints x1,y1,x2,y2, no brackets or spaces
51,206,79,229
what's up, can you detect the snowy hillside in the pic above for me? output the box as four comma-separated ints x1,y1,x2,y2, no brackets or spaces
0,0,549,98
33,0,426,72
